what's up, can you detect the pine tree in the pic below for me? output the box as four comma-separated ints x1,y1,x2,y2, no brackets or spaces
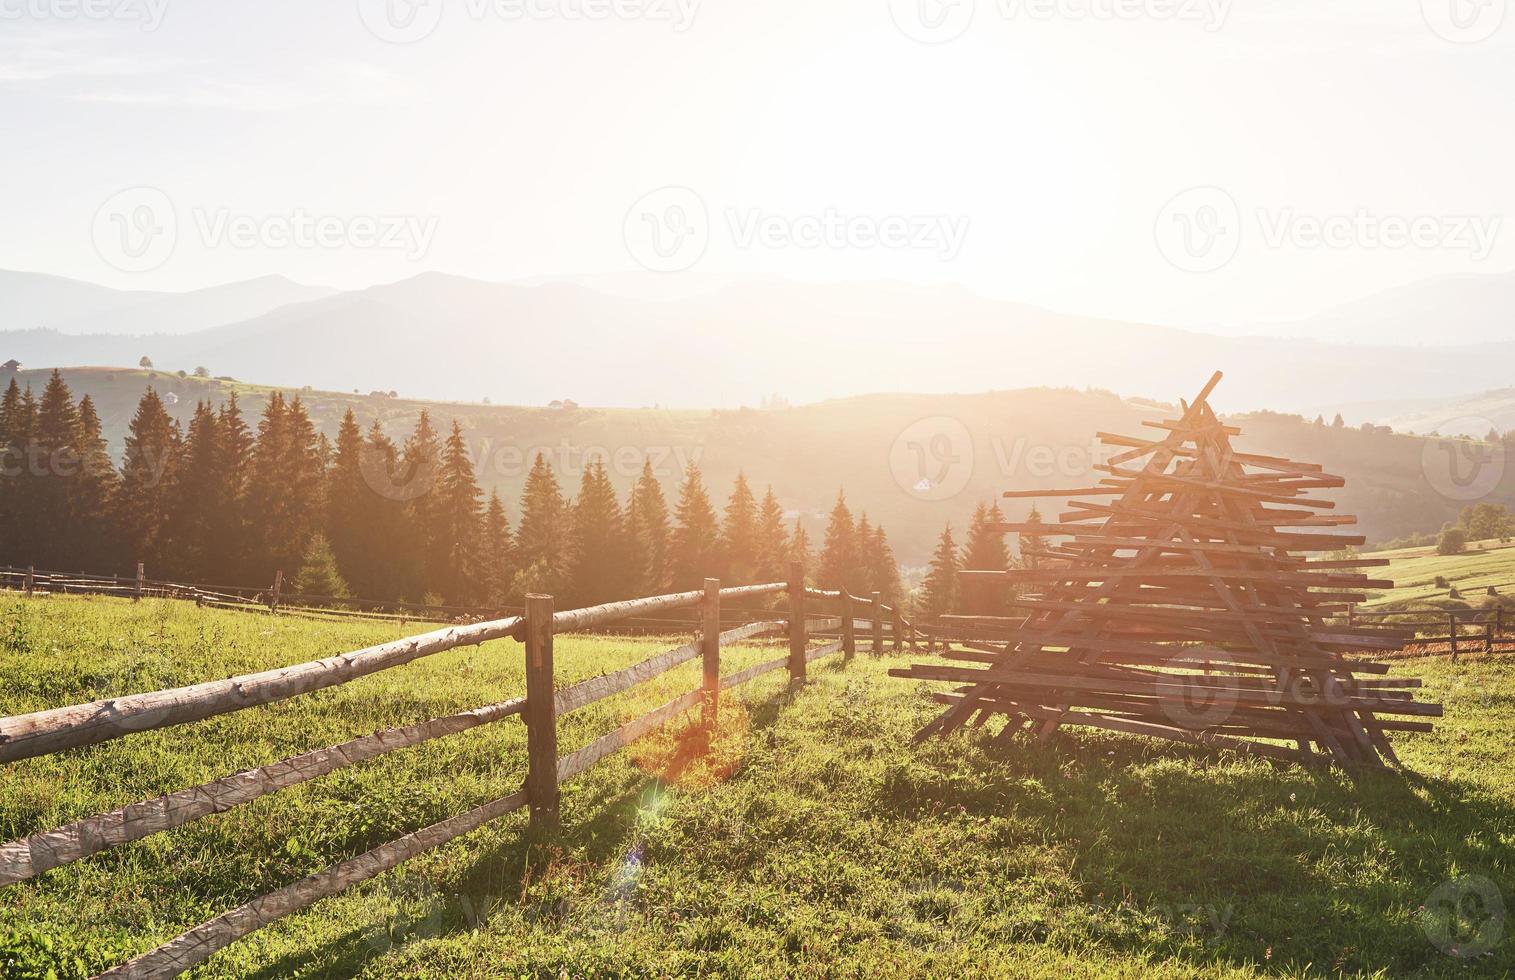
115,388,179,574
399,410,443,598
1019,504,1046,571
789,517,813,576
670,463,720,589
917,523,960,620
357,420,411,601
754,486,789,583
0,379,25,560
71,394,119,571
868,524,903,605
30,371,79,568
245,394,324,586
431,420,484,603
292,532,350,600
568,457,627,605
961,500,1012,616
720,472,759,583
854,512,874,596
167,401,222,580
324,410,369,592
477,490,515,608
817,490,856,592
625,460,671,594
513,452,568,597
212,392,254,580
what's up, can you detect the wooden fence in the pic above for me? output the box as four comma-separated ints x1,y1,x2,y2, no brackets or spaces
0,562,921,979
1335,605,1512,661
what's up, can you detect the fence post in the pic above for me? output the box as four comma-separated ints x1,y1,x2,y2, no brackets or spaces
24,566,33,597
134,563,145,602
524,594,559,831
788,562,807,684
270,570,283,612
1449,612,1459,664
1486,615,1495,654
841,591,856,662
702,578,721,728
871,592,883,655
892,607,904,653
1498,606,1504,647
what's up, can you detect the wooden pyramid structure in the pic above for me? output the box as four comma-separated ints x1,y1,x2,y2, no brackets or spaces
894,372,1440,769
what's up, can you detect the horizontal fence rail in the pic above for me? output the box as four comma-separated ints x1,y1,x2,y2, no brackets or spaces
0,562,904,979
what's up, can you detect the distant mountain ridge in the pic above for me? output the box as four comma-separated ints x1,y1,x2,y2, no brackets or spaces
2,268,1513,419
0,269,336,336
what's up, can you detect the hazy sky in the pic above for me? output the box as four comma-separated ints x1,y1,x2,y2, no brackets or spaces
2,0,1511,329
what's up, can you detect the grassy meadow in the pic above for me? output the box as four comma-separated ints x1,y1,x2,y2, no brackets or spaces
1363,538,1515,608
1,594,1512,977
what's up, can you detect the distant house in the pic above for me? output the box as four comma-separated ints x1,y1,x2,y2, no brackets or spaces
549,400,564,410
563,398,579,410
1,359,19,373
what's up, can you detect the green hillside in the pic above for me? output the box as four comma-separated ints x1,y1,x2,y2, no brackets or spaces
1363,539,1515,608
6,366,1507,567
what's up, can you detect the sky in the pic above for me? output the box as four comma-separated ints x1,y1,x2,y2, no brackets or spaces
2,0,1512,331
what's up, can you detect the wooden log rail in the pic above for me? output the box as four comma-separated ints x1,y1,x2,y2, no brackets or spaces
0,572,860,979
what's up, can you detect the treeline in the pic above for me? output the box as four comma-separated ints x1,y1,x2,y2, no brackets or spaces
912,501,1031,621
0,373,906,610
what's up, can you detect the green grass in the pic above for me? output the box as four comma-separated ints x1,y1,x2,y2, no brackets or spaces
1363,539,1515,608
2,595,1513,977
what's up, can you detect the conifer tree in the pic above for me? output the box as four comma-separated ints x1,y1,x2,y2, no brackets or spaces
817,490,856,592
513,452,569,597
29,371,79,567
358,420,411,600
477,489,515,608
399,411,443,597
115,387,179,574
1019,504,1046,571
167,401,222,580
292,532,350,600
71,394,118,571
212,392,254,579
625,460,671,594
670,463,720,589
431,420,484,603
568,457,627,605
324,410,368,592
961,500,1012,616
754,485,789,583
854,512,874,596
917,523,961,620
789,517,813,576
720,472,759,583
867,523,903,605
0,379,25,559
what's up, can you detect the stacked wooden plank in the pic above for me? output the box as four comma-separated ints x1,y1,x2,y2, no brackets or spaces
893,372,1439,769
